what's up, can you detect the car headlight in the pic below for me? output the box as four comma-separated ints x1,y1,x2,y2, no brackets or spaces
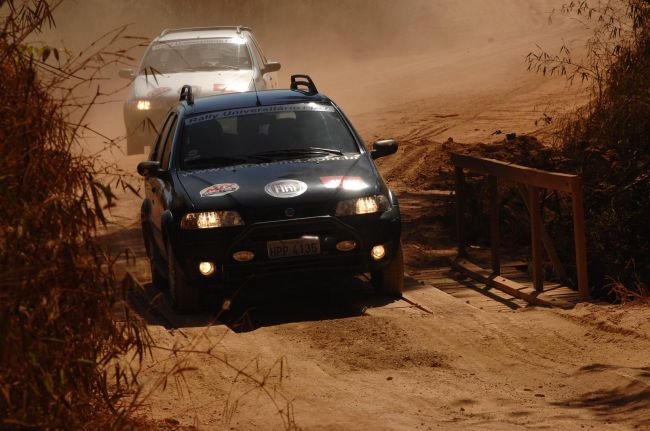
135,100,151,110
224,81,253,93
180,211,244,229
335,195,391,216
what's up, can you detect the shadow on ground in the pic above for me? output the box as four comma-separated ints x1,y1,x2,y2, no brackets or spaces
551,363,650,428
128,274,397,333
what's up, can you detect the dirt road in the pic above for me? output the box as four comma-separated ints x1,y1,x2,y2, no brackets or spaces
85,1,650,429
125,278,649,430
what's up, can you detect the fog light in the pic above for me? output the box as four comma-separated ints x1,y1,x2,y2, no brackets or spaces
233,250,255,262
198,261,215,276
371,245,386,261
336,240,357,252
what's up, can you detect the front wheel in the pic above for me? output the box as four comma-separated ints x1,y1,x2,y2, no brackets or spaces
167,241,199,313
144,226,168,290
371,244,405,297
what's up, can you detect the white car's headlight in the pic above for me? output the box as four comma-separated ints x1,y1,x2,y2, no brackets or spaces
180,211,244,229
336,195,391,216
135,100,151,111
224,82,252,93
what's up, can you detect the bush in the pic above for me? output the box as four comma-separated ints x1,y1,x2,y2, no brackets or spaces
0,1,147,428
527,1,650,297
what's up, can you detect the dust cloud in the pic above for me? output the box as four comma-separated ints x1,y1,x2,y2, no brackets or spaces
46,1,585,143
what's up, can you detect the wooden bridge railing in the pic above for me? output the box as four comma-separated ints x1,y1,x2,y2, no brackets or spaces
452,153,589,304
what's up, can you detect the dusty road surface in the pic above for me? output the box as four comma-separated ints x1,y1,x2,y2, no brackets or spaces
73,0,650,429
120,276,650,430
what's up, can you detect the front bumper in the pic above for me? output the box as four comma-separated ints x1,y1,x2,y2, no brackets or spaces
172,211,401,285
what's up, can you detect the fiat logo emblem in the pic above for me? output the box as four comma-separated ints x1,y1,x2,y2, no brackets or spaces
264,179,308,198
285,207,295,218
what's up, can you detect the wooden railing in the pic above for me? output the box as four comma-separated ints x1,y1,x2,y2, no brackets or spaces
452,153,589,304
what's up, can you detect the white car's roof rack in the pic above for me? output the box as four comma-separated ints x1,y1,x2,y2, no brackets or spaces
160,26,252,37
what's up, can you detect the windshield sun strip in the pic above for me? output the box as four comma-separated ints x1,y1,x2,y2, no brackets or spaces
184,103,336,126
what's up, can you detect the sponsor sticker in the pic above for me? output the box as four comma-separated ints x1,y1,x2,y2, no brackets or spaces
199,183,239,198
185,103,336,126
264,180,308,198
320,176,369,191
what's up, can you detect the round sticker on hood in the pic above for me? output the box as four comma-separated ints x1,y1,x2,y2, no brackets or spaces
199,183,239,198
264,180,308,198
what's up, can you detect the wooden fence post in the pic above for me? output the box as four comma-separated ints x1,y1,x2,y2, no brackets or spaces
528,186,544,292
488,175,500,275
571,177,589,301
455,167,467,258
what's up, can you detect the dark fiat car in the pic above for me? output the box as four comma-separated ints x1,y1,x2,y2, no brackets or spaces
138,76,403,312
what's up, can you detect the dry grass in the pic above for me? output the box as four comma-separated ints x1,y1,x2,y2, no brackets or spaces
0,1,149,428
523,0,650,299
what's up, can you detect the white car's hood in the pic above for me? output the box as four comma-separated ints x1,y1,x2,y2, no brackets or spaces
133,70,255,101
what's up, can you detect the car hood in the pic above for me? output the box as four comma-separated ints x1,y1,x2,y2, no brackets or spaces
177,155,381,220
133,70,254,102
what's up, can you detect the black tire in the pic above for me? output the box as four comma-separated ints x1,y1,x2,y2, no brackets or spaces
371,244,405,297
144,226,168,290
166,241,199,313
150,248,168,291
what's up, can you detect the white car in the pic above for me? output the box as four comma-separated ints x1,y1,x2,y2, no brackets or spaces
119,26,281,155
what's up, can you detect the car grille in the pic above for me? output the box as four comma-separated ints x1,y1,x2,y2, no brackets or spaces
221,216,368,279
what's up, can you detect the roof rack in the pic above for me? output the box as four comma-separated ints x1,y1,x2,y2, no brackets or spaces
290,74,318,95
160,26,252,37
179,85,194,105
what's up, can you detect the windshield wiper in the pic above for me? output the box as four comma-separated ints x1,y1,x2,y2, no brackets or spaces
215,64,240,70
183,64,240,72
252,147,344,159
307,147,344,155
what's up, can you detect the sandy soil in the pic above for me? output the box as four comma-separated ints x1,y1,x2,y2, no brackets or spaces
65,1,650,429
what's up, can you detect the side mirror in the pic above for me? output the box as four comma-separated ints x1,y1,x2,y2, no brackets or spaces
137,160,160,177
263,61,281,74
119,68,135,79
370,139,398,160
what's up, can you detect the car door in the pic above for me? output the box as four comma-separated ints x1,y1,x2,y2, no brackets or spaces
148,113,178,253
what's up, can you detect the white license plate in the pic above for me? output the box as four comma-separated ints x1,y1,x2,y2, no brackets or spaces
267,236,320,259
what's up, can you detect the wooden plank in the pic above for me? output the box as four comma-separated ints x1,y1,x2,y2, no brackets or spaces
451,259,575,309
488,175,501,275
455,166,467,258
451,153,576,192
571,177,590,301
527,186,544,292
517,185,568,282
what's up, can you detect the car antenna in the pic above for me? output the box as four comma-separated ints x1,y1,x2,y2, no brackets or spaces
251,78,262,106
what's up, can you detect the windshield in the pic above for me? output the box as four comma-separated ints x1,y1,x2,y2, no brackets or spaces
140,38,252,74
180,103,360,169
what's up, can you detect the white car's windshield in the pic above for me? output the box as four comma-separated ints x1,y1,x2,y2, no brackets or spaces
181,103,360,169
141,38,252,74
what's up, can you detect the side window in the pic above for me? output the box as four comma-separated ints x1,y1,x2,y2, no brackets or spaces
160,115,178,170
151,114,175,162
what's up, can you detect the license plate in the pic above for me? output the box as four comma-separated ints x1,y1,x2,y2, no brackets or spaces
267,236,320,259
